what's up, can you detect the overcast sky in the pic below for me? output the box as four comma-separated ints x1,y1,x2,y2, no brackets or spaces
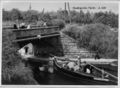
2,1,118,14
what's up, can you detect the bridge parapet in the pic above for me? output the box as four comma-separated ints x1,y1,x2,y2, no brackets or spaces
13,26,60,42
13,26,60,38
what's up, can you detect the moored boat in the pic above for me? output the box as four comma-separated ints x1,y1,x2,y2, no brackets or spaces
53,57,118,85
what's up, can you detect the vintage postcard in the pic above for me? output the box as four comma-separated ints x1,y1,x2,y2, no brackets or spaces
1,0,119,87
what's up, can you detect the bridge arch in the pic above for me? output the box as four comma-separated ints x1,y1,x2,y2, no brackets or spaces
13,26,64,58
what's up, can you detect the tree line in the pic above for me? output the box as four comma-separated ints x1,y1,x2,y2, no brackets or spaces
3,8,118,28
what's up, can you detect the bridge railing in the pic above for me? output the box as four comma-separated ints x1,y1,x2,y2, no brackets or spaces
13,26,60,39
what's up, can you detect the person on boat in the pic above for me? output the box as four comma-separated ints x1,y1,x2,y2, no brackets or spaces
77,56,81,67
62,63,66,68
67,61,76,71
48,56,55,73
61,61,68,69
73,56,83,72
101,69,105,79
66,56,81,71
73,63,80,71
83,64,93,74
86,68,91,74
75,56,82,71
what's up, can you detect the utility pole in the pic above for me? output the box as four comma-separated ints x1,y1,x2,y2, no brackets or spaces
42,8,44,14
41,8,45,20
29,3,32,10
65,2,66,11
67,2,71,24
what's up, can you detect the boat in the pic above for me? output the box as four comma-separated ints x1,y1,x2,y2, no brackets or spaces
53,57,118,85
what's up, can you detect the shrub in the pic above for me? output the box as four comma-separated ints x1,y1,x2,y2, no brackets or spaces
62,24,81,38
51,19,65,29
62,23,118,59
2,29,38,84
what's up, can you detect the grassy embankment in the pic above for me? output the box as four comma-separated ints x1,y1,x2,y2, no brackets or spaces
62,23,118,59
2,26,38,84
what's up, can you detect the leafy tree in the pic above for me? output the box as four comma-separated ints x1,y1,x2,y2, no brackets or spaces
70,10,78,23
57,10,69,23
79,10,85,24
49,12,58,19
41,13,51,22
2,8,118,28
2,29,38,84
51,19,65,29
93,11,118,28
84,11,92,24
3,9,11,21
22,10,39,23
10,9,22,21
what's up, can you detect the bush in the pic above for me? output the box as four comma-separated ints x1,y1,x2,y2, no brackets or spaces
2,62,38,84
62,24,81,38
51,19,65,29
62,23,118,59
2,29,38,84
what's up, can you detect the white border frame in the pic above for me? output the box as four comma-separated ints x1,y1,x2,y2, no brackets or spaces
0,0,119,88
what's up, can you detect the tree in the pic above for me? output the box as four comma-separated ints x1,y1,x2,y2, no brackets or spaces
3,9,11,21
93,11,118,28
79,10,85,24
84,11,92,24
10,9,22,21
57,10,69,23
51,19,65,29
22,10,39,23
41,13,51,22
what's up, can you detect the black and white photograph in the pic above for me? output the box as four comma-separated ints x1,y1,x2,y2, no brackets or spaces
1,0,119,86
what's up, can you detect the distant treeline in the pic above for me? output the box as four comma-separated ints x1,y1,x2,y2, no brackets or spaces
2,8,118,28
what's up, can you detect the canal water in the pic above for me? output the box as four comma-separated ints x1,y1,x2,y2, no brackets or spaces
32,64,117,85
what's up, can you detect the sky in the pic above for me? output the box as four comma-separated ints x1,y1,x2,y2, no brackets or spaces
2,0,119,14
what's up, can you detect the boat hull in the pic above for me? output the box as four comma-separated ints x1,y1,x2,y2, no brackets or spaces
54,59,117,85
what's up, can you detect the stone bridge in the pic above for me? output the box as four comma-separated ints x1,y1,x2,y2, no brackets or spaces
13,26,94,59
13,26,64,57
